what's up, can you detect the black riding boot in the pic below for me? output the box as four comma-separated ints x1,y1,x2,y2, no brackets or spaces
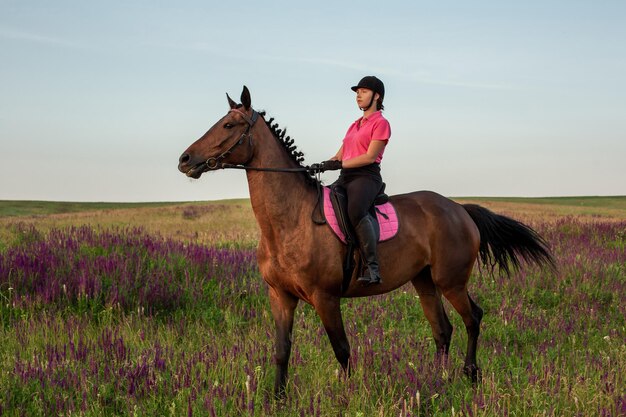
354,216,382,285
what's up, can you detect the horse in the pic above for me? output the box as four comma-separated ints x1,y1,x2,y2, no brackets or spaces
177,86,555,397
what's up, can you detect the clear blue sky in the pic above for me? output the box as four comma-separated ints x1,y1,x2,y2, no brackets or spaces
1,1,625,201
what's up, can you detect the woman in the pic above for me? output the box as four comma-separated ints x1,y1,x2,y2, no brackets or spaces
319,75,391,285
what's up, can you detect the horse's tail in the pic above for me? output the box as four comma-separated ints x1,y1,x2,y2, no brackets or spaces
463,204,556,276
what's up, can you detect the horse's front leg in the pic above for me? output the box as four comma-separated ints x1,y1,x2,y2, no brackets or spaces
312,294,351,375
268,286,299,398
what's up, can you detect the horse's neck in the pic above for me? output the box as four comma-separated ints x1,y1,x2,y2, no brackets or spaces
245,128,315,237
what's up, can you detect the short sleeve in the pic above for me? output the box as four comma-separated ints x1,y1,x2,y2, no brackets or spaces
372,119,391,142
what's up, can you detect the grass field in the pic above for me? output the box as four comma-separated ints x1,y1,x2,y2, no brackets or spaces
3,196,626,219
0,199,257,251
1,197,625,416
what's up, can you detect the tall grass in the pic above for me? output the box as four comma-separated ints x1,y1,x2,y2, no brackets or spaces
1,217,624,416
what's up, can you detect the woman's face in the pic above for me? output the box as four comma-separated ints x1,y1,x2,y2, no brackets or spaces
355,88,378,110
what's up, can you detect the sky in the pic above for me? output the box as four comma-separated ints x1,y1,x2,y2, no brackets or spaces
1,1,625,202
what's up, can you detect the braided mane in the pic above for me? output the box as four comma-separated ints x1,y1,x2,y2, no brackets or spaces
258,110,319,186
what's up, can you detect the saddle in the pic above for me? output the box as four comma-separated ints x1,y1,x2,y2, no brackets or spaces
322,184,399,293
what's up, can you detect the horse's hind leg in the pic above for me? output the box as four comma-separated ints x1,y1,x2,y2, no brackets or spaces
269,286,299,398
441,283,483,382
411,267,453,361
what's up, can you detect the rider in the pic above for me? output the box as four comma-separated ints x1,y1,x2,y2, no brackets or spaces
318,76,391,285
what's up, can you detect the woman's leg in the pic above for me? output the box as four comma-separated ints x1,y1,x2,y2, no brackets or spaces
344,175,381,226
344,174,383,285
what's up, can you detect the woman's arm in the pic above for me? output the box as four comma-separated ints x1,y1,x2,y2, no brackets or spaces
330,145,343,161
341,140,386,169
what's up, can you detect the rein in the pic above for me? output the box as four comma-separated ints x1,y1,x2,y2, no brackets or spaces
205,108,327,225
221,164,315,173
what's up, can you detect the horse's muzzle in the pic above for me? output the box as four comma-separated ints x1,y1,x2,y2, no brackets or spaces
178,153,206,178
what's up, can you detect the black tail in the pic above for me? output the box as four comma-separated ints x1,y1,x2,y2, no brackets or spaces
463,204,556,276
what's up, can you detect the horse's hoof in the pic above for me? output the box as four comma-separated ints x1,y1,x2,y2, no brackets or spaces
463,365,481,383
273,384,288,402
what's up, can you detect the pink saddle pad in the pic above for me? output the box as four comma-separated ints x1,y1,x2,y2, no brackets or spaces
323,186,399,244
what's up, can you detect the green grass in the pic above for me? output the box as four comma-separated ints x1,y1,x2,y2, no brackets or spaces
0,199,251,218
456,195,626,209
1,199,624,416
0,200,176,217
3,196,625,218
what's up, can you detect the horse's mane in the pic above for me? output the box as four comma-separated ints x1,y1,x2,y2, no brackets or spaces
258,110,319,186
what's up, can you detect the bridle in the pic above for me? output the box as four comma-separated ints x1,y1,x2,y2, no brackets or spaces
204,108,259,170
202,107,327,225
204,108,321,174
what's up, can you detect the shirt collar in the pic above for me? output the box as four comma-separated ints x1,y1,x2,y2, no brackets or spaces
355,110,382,124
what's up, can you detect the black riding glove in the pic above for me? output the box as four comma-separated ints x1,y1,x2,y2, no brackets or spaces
310,160,342,172
321,160,342,171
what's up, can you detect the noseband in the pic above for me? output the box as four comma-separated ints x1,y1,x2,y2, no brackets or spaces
204,108,259,170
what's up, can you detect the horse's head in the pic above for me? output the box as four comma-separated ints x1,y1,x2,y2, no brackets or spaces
178,86,258,179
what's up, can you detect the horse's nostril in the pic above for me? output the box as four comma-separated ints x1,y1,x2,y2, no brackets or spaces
179,153,190,164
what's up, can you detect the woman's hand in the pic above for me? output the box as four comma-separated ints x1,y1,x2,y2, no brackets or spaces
310,160,342,172
321,160,342,171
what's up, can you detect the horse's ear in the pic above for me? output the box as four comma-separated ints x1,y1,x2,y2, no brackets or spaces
241,86,251,110
226,93,237,109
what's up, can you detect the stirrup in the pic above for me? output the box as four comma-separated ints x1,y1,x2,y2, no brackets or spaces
358,276,382,286
357,270,382,286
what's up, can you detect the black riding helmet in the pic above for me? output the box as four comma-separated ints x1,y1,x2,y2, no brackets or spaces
351,76,385,111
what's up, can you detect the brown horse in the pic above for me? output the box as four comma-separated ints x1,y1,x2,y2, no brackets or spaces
178,86,554,397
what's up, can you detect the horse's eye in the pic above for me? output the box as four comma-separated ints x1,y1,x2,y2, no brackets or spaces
224,123,234,129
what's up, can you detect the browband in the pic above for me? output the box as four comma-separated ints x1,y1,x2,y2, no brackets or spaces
229,108,259,127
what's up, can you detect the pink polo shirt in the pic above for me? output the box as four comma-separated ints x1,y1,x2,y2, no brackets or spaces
341,111,391,164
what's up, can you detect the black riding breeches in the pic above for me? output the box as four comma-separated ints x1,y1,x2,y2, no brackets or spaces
335,163,383,226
